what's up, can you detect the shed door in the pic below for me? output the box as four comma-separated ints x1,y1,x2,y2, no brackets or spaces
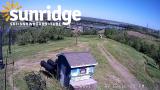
60,64,66,87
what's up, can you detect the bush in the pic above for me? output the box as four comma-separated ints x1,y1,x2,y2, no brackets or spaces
17,32,32,45
24,72,46,90
14,26,71,45
81,29,97,35
37,30,48,43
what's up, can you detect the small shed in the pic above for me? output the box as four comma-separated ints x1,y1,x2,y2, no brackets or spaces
56,52,98,89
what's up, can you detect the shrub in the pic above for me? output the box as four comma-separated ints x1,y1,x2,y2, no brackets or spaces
24,72,46,90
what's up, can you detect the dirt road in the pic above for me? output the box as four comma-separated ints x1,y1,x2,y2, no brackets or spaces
98,43,147,90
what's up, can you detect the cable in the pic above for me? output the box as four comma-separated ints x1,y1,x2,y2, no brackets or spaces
4,49,9,90
11,41,14,90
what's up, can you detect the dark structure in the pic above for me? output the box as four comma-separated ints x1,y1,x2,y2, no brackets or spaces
0,29,4,69
40,52,98,90
40,59,57,75
40,60,54,74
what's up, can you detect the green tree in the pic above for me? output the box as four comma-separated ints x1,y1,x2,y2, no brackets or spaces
37,30,48,43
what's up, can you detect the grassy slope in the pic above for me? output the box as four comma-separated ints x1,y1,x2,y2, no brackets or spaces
3,38,74,63
104,39,160,90
1,35,160,90
79,36,122,90
127,31,160,46
1,38,75,90
13,36,122,90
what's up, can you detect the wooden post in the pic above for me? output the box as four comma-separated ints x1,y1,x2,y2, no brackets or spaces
5,54,8,90
0,28,4,69
75,26,79,45
76,32,78,45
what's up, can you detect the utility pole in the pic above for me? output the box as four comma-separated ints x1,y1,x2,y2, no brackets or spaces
5,55,7,90
0,17,5,69
0,28,4,69
76,31,78,45
8,28,12,54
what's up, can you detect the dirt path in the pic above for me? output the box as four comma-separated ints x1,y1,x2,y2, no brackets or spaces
98,43,147,90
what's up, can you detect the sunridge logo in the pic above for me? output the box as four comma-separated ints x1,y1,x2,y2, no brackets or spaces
1,1,82,26
1,1,22,21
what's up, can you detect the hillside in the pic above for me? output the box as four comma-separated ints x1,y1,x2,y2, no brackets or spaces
103,39,160,90
0,36,159,90
127,31,160,44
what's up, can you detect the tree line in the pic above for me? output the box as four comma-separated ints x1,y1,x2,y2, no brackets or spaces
2,26,73,45
2,26,98,46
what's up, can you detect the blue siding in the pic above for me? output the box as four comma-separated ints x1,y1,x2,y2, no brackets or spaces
70,66,95,83
71,66,95,76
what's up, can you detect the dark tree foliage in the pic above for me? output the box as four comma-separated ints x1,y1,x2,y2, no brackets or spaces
129,26,160,38
11,26,97,45
104,29,160,69
37,30,48,43
24,72,46,90
10,26,72,45
81,29,97,35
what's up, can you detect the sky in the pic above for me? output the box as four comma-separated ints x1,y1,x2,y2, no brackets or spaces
0,0,160,30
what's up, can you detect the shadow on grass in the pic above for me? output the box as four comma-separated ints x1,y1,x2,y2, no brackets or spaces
39,70,53,78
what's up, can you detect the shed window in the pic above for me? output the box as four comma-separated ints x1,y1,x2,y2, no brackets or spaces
89,67,94,74
71,69,79,76
80,68,86,74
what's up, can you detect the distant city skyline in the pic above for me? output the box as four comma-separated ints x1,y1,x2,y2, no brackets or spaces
0,0,160,30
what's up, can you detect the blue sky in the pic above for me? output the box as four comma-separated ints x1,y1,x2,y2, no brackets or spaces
0,0,160,30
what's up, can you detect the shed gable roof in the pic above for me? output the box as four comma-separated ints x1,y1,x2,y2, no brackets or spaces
59,52,97,68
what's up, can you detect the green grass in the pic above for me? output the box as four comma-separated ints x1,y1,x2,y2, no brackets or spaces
3,38,75,63
0,70,5,89
14,71,29,90
103,38,160,90
1,35,160,90
0,70,12,90
89,41,122,90
11,36,123,90
1,38,75,90
14,71,63,90
74,36,126,89
79,36,126,90
147,65,160,79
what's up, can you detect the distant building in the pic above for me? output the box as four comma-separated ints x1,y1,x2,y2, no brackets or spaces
56,52,98,90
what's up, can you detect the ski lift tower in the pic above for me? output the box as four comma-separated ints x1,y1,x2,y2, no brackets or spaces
0,13,5,70
0,16,5,69
0,29,4,69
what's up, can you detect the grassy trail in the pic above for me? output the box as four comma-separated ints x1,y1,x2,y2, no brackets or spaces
98,43,147,90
